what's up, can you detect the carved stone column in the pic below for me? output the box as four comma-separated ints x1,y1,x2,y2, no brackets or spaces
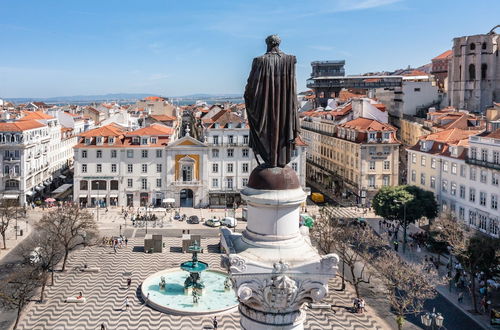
221,165,338,330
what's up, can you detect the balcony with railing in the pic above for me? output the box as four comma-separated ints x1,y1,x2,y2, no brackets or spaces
172,180,202,186
465,157,500,170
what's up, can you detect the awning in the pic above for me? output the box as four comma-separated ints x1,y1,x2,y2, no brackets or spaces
25,191,34,196
90,195,100,198
109,194,118,198
163,198,175,203
3,194,19,199
52,183,73,194
79,194,88,198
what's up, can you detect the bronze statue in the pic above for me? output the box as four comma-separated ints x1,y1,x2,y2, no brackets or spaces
244,35,300,168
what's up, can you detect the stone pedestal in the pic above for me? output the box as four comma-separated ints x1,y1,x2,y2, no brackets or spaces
221,165,338,330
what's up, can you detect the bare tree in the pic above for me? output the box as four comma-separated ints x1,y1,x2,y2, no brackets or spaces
0,200,24,249
312,207,386,298
36,206,97,271
20,232,64,301
375,252,443,330
0,266,42,329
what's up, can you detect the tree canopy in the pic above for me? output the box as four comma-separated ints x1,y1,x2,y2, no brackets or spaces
372,185,438,223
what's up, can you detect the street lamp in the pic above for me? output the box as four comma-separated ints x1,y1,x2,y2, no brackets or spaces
393,199,408,253
421,308,444,329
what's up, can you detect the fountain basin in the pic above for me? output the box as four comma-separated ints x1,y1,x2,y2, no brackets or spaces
141,268,238,315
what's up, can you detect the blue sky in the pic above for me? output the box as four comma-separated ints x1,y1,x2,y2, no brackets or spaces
0,0,498,98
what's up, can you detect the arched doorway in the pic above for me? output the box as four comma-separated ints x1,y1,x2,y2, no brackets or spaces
180,189,193,207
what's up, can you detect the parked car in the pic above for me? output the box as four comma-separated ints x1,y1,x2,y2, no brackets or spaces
206,218,221,227
222,217,237,228
188,215,199,224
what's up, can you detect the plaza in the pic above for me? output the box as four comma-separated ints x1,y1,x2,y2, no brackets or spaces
13,207,390,330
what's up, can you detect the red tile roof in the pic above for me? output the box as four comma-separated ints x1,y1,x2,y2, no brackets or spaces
126,124,175,136
150,115,176,121
20,111,54,120
143,96,165,101
0,120,46,132
340,117,396,131
79,124,125,137
433,50,452,60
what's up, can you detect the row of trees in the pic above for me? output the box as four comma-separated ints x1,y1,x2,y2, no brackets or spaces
312,205,443,330
0,205,98,329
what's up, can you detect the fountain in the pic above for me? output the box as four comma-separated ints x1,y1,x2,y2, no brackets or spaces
141,241,238,315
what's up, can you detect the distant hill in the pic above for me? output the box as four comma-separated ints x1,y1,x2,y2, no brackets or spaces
6,93,242,104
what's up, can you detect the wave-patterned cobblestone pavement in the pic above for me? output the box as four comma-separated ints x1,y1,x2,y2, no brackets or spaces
18,238,386,329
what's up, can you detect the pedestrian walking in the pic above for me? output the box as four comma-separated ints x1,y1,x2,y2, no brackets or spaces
127,278,132,289
125,237,128,247
393,240,399,252
458,291,464,303
212,316,218,329
101,323,106,330
124,297,129,310
113,242,117,254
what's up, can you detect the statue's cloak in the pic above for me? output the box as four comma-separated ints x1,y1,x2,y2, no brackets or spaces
244,52,300,167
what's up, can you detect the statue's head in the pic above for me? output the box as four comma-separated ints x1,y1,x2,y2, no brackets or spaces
265,34,281,51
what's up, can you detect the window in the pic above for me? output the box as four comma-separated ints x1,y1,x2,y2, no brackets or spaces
156,150,162,158
441,180,447,193
242,178,248,186
482,42,487,50
212,178,218,188
96,150,102,158
142,164,148,173
493,151,499,164
383,175,390,186
127,164,133,173
242,163,249,173
141,178,147,190
212,136,219,145
450,182,457,196
127,179,133,188
292,149,298,157
420,173,426,185
368,175,375,188
489,218,498,236
242,149,249,157
368,132,376,141
369,146,376,155
471,147,477,159
459,185,466,199
492,194,498,210
460,164,466,177
431,158,436,169
470,43,476,50
411,153,416,164
411,170,416,182
470,168,476,180
451,163,457,174
291,162,297,172
141,138,148,145
481,149,488,161
479,214,487,231
383,132,390,140
430,176,436,188
227,149,234,157
421,156,426,166
481,63,487,80
156,164,162,173
151,137,157,144
212,164,218,173
110,180,119,190
243,135,249,144
156,179,162,188
480,192,487,206
369,161,376,171
132,137,139,144
459,207,465,220
96,137,102,144
212,149,219,158
127,150,134,158
111,150,117,158
384,161,390,170
470,188,476,202
96,164,102,173
142,150,148,158
468,64,475,80
111,164,117,172
80,180,88,190
228,135,234,144
469,211,477,227
493,173,499,186
227,163,233,173
480,170,487,183
226,178,233,189
109,137,115,144
383,146,390,154
443,161,448,172
82,164,87,173
414,88,421,92
82,150,87,158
